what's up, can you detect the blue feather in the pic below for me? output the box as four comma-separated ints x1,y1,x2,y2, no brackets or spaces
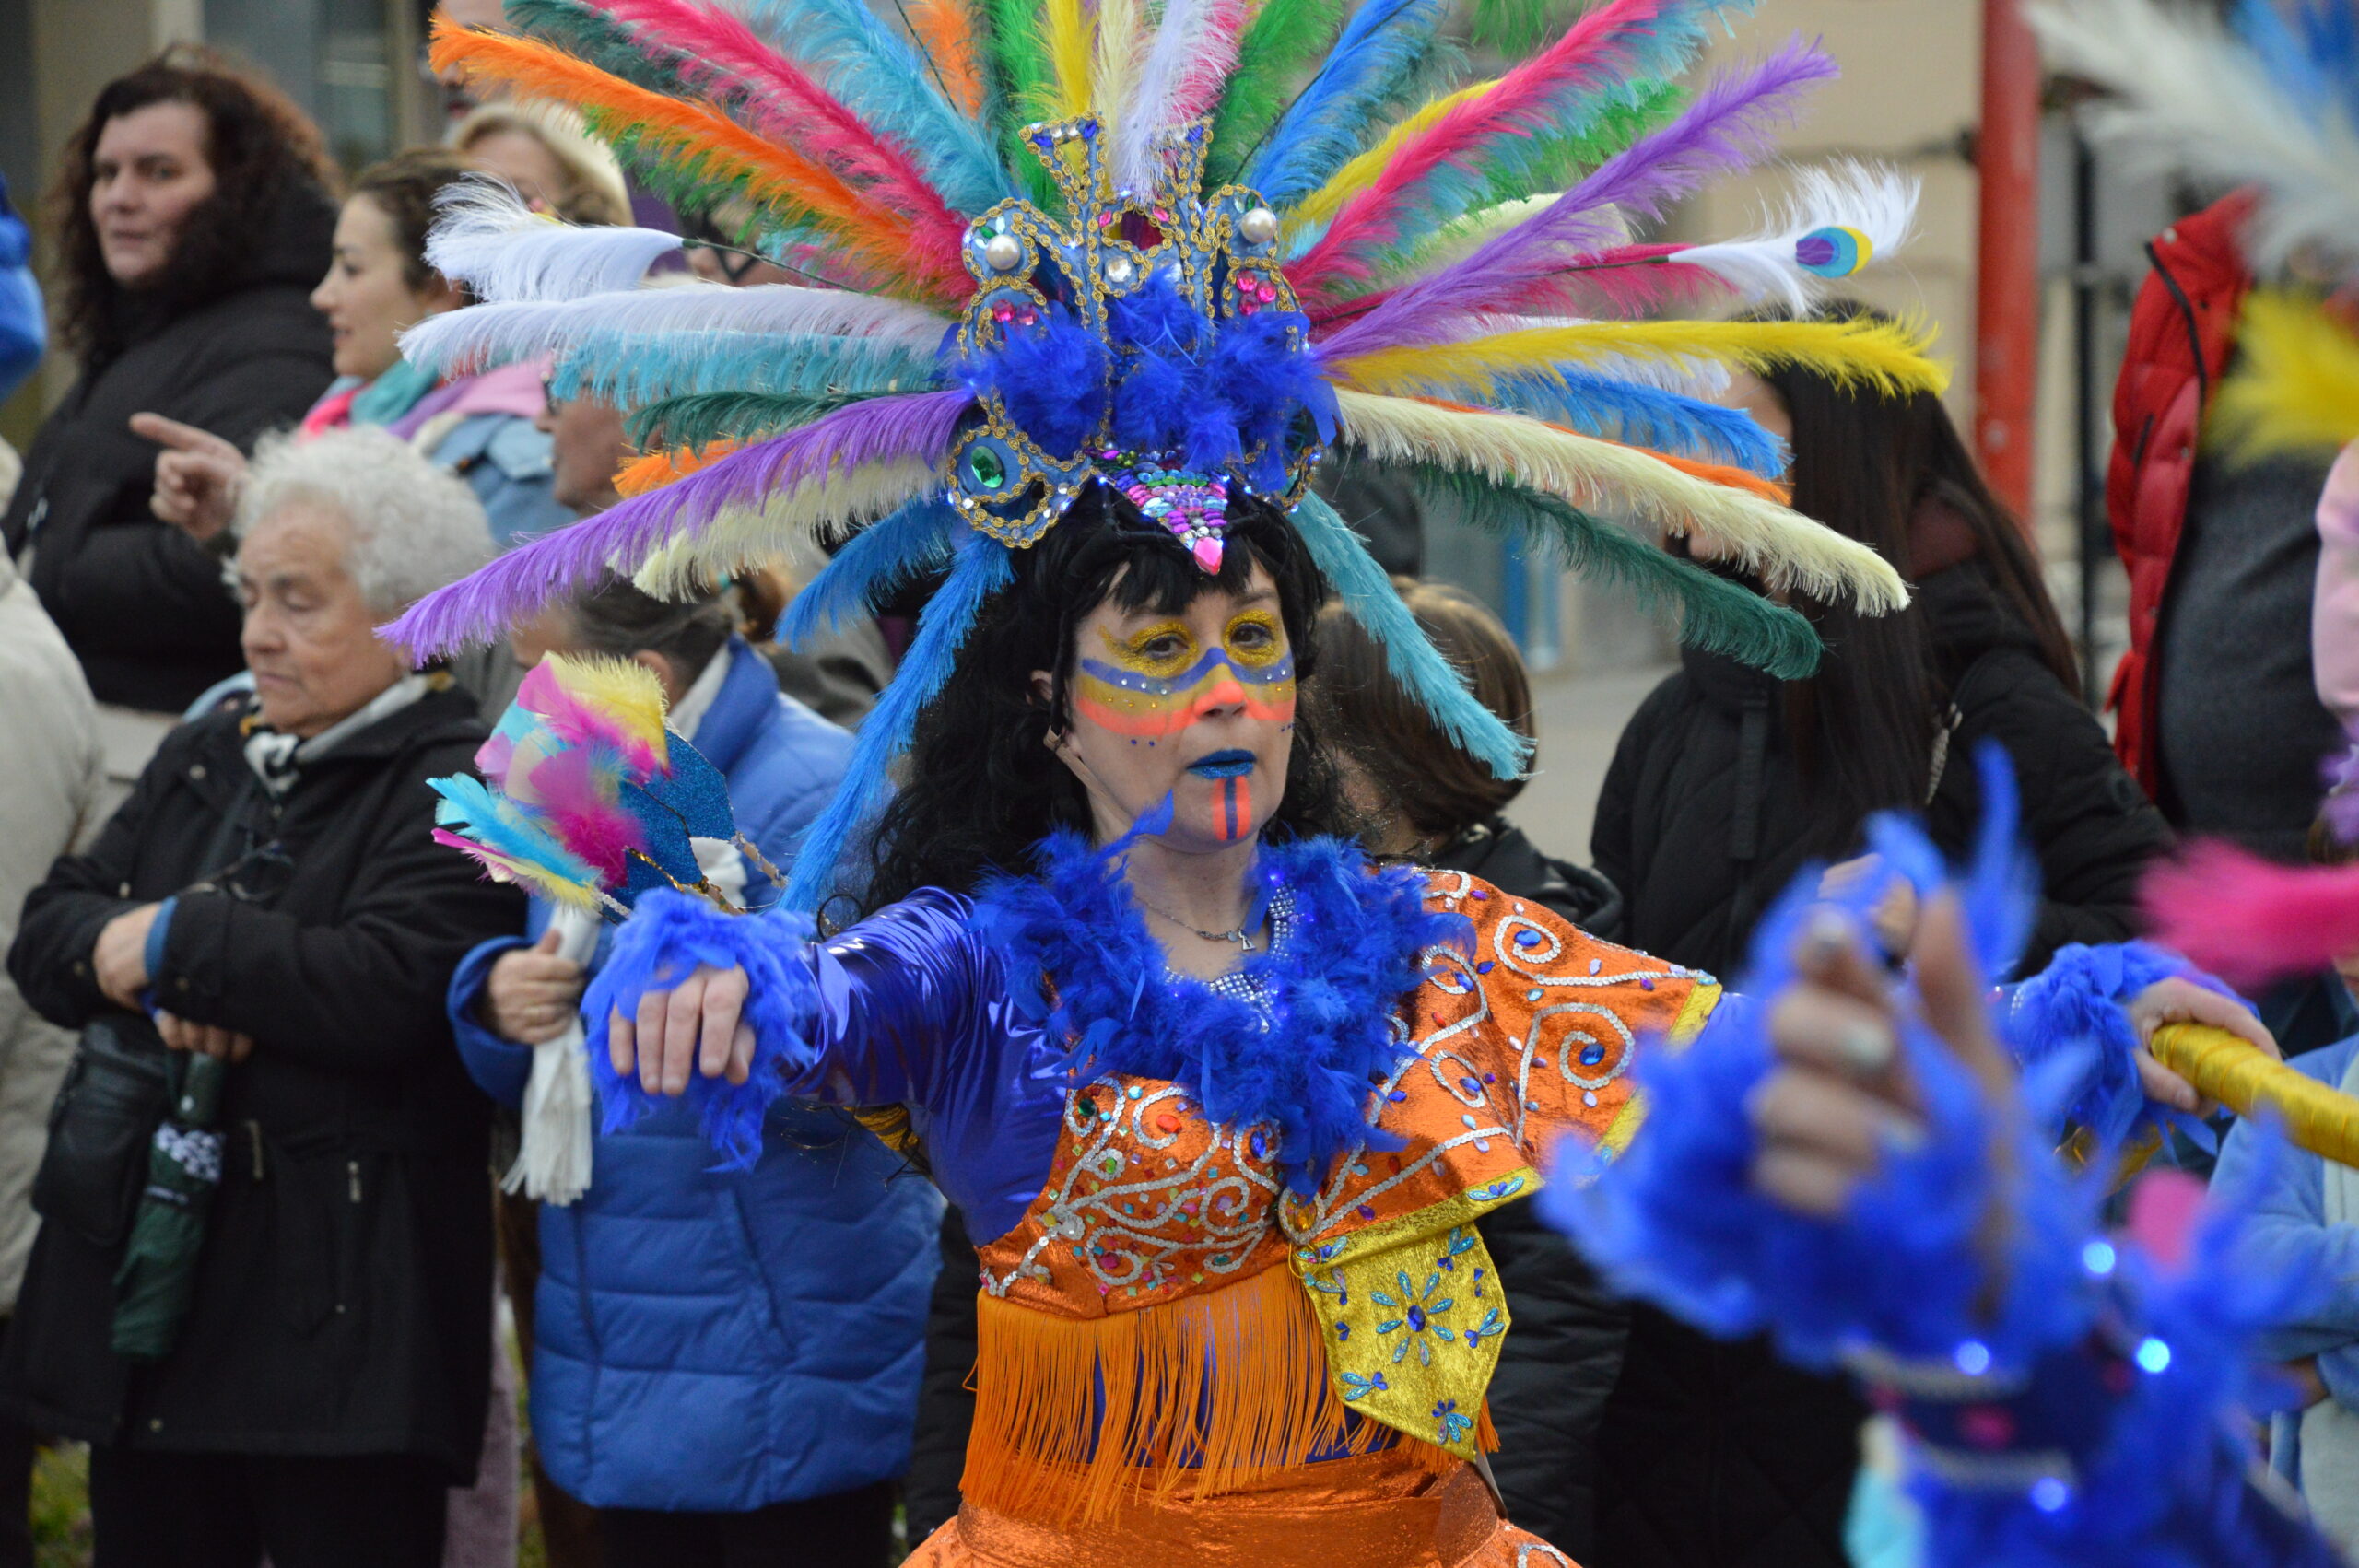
1490,367,1787,474
2236,0,2359,125
1247,0,1456,207
552,330,944,411
782,531,1015,911
780,497,957,649
741,0,1011,215
1288,492,1531,778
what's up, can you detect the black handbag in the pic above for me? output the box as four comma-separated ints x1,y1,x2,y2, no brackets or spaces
29,1011,175,1249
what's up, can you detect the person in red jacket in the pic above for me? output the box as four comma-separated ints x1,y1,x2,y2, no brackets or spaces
2108,189,2342,861
2108,189,2350,1055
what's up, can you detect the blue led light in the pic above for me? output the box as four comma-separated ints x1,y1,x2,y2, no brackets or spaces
2029,1477,2070,1513
1953,1340,1992,1376
2134,1337,2172,1375
2080,1240,2118,1276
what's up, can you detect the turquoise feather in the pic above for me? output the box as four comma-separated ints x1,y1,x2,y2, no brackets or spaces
741,0,1012,216
1399,463,1823,680
551,331,944,413
1288,492,1531,778
783,533,1015,911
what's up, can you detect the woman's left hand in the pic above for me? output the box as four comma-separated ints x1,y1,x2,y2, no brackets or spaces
2124,976,2279,1116
606,963,756,1094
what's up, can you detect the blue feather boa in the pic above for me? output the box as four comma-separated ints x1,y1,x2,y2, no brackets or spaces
2007,941,2243,1154
971,828,1470,1194
581,890,823,1170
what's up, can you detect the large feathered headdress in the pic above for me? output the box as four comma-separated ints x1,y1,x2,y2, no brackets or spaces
388,0,1946,907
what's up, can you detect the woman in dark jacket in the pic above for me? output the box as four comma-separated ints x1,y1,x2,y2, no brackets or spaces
1,429,523,1568
0,48,335,713
1587,305,2173,1568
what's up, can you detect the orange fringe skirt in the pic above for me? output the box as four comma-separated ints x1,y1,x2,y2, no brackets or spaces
909,1447,1572,1568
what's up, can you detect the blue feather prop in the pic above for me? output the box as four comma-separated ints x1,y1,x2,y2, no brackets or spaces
1491,366,1788,474
741,0,1011,215
2007,942,2241,1154
551,330,944,410
1288,492,1531,778
1245,0,1456,207
782,531,1015,911
780,497,957,649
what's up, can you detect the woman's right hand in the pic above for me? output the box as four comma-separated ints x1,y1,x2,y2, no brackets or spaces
607,963,756,1094
134,412,246,543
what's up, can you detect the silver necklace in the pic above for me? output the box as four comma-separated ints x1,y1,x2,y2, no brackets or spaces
1136,897,1260,952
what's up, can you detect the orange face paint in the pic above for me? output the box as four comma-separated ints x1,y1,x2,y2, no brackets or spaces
1072,613,1297,742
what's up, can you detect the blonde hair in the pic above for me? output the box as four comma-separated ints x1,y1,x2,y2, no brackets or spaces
452,100,631,227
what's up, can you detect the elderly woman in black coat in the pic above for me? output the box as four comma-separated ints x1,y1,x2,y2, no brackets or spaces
3,428,524,1568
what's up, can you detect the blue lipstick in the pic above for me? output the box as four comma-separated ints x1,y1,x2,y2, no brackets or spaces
1187,749,1256,779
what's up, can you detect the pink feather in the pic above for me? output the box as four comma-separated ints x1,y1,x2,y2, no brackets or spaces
1285,0,1671,302
516,661,670,778
2142,838,2359,989
593,0,966,287
516,745,646,883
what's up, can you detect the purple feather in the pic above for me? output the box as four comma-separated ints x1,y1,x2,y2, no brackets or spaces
382,390,972,657
1318,39,1837,362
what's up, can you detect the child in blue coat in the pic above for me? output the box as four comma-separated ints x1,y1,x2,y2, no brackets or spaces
448,579,940,1568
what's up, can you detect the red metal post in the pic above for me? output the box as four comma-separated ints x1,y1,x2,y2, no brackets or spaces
1976,0,2043,519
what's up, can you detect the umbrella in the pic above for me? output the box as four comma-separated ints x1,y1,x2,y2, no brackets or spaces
111,1051,225,1362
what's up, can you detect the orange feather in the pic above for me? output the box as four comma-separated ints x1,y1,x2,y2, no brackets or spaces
615,441,740,497
907,0,987,118
428,21,969,304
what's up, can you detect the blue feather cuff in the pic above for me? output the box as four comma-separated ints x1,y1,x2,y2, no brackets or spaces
2007,941,2244,1153
582,888,823,1170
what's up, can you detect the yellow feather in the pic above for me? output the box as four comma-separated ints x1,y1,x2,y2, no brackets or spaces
1044,0,1094,119
1287,79,1496,231
538,653,671,756
633,458,943,596
1093,0,1144,124
1331,387,1909,614
1329,317,1953,401
2211,290,2359,457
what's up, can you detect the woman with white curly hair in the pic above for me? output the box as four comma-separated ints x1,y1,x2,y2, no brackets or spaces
2,428,527,1568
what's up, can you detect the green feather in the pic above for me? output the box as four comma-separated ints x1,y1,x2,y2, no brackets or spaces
1205,0,1352,188
1465,0,1578,58
504,0,697,96
626,391,872,454
1398,462,1824,680
1479,77,1685,208
977,0,1057,205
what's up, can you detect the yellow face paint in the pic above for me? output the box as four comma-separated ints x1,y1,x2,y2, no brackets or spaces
1072,613,1297,741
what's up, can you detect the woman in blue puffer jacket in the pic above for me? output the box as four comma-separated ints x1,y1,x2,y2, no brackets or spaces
446,579,941,1568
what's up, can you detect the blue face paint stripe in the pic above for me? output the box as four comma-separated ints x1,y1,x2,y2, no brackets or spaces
1223,777,1239,839
1076,647,1297,696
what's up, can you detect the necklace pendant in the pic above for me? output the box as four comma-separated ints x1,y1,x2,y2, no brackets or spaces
1233,930,1255,953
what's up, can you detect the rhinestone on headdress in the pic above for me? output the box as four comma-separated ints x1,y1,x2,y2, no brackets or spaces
943,114,1320,569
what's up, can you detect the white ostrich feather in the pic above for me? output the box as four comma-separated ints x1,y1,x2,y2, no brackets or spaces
1665,161,1920,311
426,179,683,303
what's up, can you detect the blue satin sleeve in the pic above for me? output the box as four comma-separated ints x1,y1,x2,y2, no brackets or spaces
586,885,1071,1242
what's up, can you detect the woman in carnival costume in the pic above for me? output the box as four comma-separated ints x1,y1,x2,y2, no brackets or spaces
386,0,1978,1559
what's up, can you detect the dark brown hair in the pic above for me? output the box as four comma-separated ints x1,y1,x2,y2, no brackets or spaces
350,146,480,296
1311,579,1533,839
1750,299,2081,852
51,45,336,358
